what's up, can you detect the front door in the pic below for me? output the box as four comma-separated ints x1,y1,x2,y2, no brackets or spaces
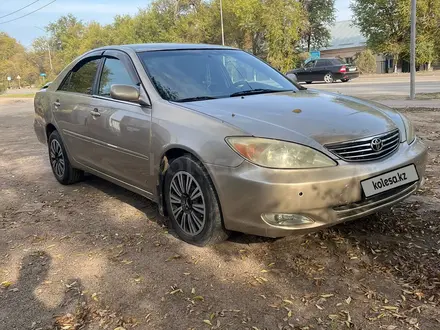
85,52,152,192
297,60,316,82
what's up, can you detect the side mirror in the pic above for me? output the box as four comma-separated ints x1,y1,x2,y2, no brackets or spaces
285,73,298,83
110,84,140,103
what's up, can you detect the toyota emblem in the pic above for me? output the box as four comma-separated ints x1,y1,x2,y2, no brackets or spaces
371,138,383,152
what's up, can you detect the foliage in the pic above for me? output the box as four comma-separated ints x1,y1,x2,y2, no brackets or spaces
351,0,440,70
39,0,312,72
1,0,338,83
354,49,376,74
300,0,336,52
0,33,40,87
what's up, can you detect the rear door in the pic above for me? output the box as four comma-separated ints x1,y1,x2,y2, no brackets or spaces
85,50,152,191
313,59,332,81
52,53,103,165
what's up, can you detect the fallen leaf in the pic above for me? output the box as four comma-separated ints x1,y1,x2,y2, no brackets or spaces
169,288,183,295
1,281,12,288
320,294,334,298
193,296,204,301
203,319,212,326
345,296,352,304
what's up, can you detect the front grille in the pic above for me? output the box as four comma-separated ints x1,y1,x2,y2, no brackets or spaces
326,129,400,162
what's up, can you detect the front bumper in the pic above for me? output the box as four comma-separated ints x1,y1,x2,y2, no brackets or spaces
206,139,427,238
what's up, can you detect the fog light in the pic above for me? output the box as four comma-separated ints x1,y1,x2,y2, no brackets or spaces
262,213,314,226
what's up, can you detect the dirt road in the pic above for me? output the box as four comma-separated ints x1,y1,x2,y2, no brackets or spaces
0,99,439,330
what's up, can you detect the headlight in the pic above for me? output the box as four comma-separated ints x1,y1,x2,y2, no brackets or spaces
399,113,416,144
225,137,337,169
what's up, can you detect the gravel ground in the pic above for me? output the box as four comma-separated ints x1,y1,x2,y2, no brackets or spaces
0,99,439,330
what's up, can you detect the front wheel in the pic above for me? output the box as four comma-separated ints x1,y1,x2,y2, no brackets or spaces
323,72,334,83
164,155,228,246
341,78,350,83
305,81,313,84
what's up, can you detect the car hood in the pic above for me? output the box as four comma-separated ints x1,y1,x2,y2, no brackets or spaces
174,89,403,147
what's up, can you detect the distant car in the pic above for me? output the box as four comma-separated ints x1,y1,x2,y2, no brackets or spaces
34,44,426,246
287,58,359,84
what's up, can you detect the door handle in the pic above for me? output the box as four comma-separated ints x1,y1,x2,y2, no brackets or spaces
53,101,60,107
90,108,101,117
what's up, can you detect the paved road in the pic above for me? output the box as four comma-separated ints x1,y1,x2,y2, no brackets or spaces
306,79,440,97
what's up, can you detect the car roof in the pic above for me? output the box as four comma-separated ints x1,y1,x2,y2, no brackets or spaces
94,43,237,53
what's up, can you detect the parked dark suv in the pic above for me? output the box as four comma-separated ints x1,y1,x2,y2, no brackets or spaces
287,58,359,84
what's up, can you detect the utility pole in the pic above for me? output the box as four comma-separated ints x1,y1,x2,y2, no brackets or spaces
35,26,53,73
220,0,225,46
410,0,416,99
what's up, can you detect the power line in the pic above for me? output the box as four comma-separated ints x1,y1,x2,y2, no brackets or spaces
0,0,56,25
0,0,41,19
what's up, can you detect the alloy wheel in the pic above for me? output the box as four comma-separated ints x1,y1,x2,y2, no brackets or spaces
50,139,65,178
169,171,206,236
324,73,334,83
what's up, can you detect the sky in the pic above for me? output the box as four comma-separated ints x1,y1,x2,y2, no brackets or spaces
0,0,353,47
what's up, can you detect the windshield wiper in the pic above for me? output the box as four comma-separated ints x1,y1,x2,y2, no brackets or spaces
174,96,218,102
230,89,292,97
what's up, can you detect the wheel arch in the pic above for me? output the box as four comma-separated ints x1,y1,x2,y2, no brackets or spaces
46,123,58,142
156,146,223,222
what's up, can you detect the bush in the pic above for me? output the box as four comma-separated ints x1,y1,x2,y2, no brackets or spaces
0,83,6,95
354,49,376,74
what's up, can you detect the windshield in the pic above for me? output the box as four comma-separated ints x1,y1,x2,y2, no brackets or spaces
138,49,299,102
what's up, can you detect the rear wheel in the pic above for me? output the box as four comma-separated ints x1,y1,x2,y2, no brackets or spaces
324,72,334,83
164,155,228,246
48,131,84,185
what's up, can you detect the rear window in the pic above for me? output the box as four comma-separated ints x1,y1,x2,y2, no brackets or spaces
59,58,100,94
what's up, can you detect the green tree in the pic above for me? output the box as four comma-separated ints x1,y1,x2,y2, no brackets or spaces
354,49,376,74
351,0,407,73
0,33,40,87
301,0,336,52
263,0,307,72
352,0,440,71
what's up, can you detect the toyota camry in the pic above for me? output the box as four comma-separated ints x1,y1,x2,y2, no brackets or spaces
34,44,427,246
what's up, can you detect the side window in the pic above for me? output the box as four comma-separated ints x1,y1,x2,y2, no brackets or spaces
304,60,315,69
98,58,136,97
315,60,325,67
59,58,100,94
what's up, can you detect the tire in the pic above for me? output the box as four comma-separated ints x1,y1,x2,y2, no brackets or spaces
341,78,349,83
164,155,228,246
324,72,334,83
48,131,84,185
305,81,313,84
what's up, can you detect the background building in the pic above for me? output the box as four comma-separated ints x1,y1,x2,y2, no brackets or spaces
320,21,392,73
